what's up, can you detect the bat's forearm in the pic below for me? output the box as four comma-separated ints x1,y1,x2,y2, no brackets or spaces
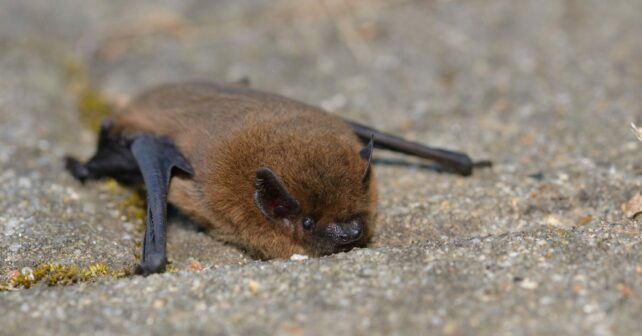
347,120,474,176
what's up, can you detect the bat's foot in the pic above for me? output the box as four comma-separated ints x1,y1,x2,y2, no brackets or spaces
64,156,90,183
134,256,167,276
473,160,493,169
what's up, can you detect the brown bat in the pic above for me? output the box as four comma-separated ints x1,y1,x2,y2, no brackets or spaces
65,81,483,275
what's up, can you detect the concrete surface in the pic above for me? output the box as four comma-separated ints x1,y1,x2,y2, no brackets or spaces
0,0,641,335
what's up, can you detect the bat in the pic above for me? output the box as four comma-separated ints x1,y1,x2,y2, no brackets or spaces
64,81,485,275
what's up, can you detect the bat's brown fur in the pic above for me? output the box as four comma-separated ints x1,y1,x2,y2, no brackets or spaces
111,81,377,258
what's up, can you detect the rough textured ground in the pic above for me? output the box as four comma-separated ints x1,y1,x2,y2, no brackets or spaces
0,0,641,335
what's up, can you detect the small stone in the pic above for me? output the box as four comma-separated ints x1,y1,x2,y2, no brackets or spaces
8,270,20,281
290,254,309,261
622,192,642,219
4,217,19,236
544,214,572,228
576,215,592,226
617,284,631,299
247,280,260,295
17,177,31,188
152,299,165,309
186,259,203,272
9,243,21,252
21,267,34,281
83,203,96,214
520,278,538,289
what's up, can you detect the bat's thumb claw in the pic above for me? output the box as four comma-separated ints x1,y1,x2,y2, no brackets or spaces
64,156,90,183
135,256,167,276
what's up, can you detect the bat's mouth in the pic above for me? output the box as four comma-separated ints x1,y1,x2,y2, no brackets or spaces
308,239,359,256
334,242,359,252
325,234,368,254
305,219,368,255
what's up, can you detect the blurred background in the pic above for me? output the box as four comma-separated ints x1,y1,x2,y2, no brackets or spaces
1,0,641,335
1,0,640,165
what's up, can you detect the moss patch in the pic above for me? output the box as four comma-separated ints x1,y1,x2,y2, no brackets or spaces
121,191,147,222
0,56,164,294
0,263,131,291
76,89,113,132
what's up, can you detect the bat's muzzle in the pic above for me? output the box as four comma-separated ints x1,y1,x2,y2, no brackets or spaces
326,220,363,245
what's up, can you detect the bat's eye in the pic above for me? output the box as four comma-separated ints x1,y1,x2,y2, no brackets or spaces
302,216,315,230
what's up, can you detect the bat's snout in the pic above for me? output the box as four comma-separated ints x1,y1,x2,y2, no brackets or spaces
326,220,363,245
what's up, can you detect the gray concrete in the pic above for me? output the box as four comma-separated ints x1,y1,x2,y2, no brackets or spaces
0,0,641,335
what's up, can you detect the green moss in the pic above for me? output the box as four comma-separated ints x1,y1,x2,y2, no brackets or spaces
101,179,146,223
0,262,131,291
79,263,108,281
110,269,131,279
120,192,146,222
165,260,177,273
11,274,34,289
101,178,122,193
32,264,51,280
76,89,113,132
47,264,79,286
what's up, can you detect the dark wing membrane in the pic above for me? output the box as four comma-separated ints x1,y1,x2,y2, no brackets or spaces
65,119,194,275
65,119,141,184
131,135,193,275
346,120,474,176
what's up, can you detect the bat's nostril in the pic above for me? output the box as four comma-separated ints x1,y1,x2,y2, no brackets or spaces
349,225,362,239
338,222,363,243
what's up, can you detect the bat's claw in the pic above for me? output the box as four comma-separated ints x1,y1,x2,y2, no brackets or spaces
64,156,90,183
135,256,167,276
473,160,493,169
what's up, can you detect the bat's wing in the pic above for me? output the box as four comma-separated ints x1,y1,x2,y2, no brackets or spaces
65,120,141,184
65,120,193,275
346,120,476,176
130,135,193,275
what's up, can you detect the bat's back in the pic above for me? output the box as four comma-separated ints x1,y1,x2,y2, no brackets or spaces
113,81,357,167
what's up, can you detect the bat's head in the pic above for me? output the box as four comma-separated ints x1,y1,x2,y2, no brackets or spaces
253,136,377,256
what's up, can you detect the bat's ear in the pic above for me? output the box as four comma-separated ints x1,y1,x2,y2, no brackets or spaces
254,167,301,222
359,134,374,183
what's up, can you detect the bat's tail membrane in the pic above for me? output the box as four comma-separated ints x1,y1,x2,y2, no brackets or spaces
347,120,477,176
